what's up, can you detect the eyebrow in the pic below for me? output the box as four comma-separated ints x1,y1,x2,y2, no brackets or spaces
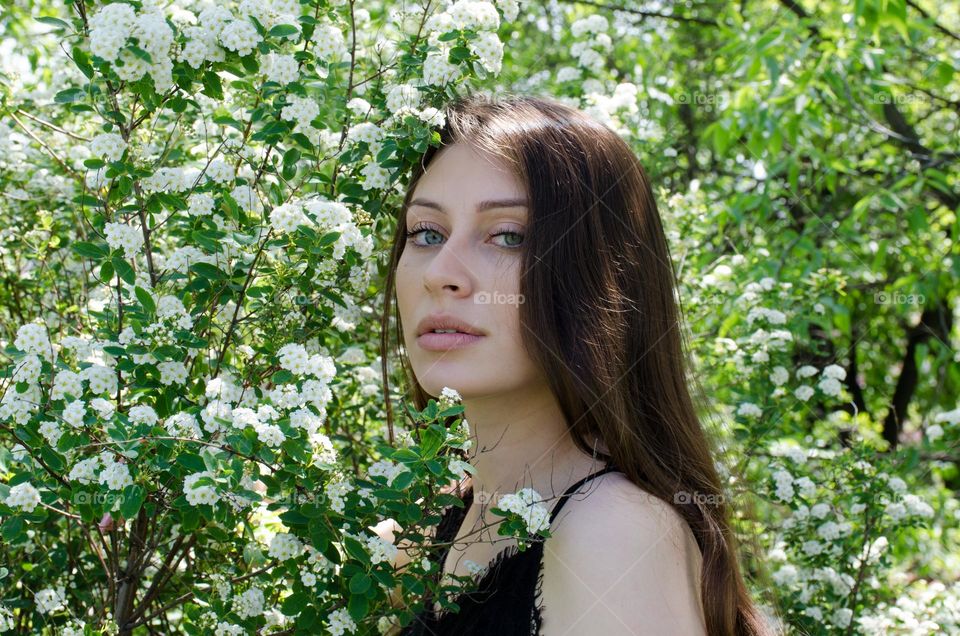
409,197,529,213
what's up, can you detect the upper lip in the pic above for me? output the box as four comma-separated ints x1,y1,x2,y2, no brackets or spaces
416,313,486,337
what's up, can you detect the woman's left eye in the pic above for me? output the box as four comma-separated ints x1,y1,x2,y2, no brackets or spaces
490,230,525,248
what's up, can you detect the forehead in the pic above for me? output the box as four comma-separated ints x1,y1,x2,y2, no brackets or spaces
411,142,525,205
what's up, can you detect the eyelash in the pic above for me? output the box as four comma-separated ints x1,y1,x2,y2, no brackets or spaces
404,222,525,249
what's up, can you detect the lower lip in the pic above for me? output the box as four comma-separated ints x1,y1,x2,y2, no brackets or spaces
416,332,484,351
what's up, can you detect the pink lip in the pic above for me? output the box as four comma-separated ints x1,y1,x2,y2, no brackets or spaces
416,332,485,351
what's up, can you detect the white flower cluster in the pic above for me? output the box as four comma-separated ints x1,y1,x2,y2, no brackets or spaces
263,52,299,85
746,306,788,326
569,14,610,74
219,18,261,57
104,221,145,258
736,402,762,419
422,1,503,83
232,586,265,619
34,585,67,614
772,468,794,502
326,607,357,636
366,459,410,486
5,481,41,513
364,533,399,565
99,455,134,491
128,404,158,426
184,470,221,506
90,132,127,162
157,360,188,386
268,532,304,560
187,192,215,216
268,195,374,257
324,479,354,514
497,487,550,534
281,95,320,142
88,3,176,91
14,322,52,359
818,364,846,398
438,386,462,410
385,84,421,116
51,369,83,401
277,343,338,379
165,411,203,438
312,23,347,63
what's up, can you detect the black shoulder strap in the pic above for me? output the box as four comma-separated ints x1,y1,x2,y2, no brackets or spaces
548,463,620,524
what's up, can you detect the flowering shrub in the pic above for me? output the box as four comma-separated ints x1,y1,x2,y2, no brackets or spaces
2,0,958,634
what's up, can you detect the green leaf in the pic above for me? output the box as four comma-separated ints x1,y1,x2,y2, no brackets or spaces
347,592,369,622
419,425,445,459
391,448,420,463
349,572,371,594
54,88,85,104
36,16,71,30
190,262,227,280
111,256,136,285
268,24,300,38
177,454,206,473
281,592,307,616
99,260,115,284
120,484,146,519
319,231,341,246
72,241,108,260
73,46,94,79
180,506,200,531
135,286,156,315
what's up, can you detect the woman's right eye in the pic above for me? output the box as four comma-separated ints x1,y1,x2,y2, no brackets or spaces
404,223,444,246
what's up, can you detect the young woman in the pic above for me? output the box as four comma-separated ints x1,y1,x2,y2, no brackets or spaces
376,92,776,635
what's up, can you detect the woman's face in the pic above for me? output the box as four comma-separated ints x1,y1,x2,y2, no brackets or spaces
396,142,539,399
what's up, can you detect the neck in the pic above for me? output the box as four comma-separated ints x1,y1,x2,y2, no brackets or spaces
458,382,607,513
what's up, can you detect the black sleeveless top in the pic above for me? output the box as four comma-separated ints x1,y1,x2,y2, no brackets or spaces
399,463,621,635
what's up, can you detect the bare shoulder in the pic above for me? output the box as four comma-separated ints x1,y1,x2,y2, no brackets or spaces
539,472,706,635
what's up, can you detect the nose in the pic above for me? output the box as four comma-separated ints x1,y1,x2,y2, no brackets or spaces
422,240,476,298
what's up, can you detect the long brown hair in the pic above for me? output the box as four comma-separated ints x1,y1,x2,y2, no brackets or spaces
379,91,777,636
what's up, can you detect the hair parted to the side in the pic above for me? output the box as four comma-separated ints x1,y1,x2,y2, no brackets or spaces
379,90,780,636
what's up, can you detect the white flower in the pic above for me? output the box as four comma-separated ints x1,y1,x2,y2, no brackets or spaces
268,533,304,561
439,387,462,410
232,587,265,619
220,19,262,56
737,402,762,418
496,488,550,534
822,364,847,380
772,564,799,586
15,323,51,358
264,52,299,85
925,424,944,441
90,133,127,162
34,586,67,614
185,471,220,506
99,457,133,491
128,404,158,426
794,385,815,401
5,481,41,512
796,365,819,379
269,202,308,233
385,84,421,115
831,608,853,628
934,407,960,425
770,366,789,386
69,457,100,484
104,221,145,258
326,607,356,636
